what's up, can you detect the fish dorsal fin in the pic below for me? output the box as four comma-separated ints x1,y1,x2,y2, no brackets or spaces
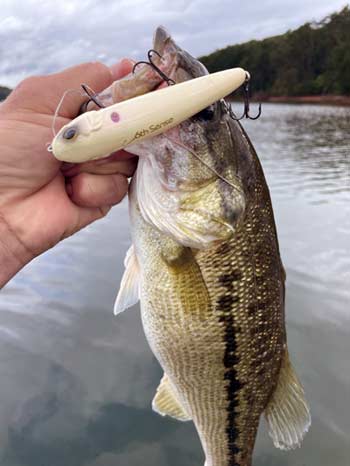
152,374,191,422
264,349,311,450
114,245,140,315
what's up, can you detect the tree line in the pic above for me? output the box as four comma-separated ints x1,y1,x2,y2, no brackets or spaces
200,7,350,96
1,7,349,100
0,86,11,101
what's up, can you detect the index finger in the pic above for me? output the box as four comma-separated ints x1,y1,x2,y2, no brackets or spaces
41,61,114,117
61,150,137,177
49,59,134,118
5,60,133,119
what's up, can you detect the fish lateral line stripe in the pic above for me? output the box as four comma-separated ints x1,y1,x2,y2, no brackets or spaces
216,272,244,465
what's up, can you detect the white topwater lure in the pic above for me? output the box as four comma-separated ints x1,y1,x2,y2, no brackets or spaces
50,67,248,163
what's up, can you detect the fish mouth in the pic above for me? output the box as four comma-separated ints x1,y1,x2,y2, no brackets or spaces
153,26,173,57
152,26,208,87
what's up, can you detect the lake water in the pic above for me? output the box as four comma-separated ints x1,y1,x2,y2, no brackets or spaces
0,103,349,466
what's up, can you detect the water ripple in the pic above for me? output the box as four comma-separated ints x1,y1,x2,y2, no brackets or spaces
0,104,349,466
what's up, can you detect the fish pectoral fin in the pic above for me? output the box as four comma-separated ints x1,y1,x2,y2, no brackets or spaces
114,245,140,315
264,348,311,450
152,374,191,422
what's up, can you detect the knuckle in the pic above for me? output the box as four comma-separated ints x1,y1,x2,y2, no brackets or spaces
15,75,44,94
7,75,49,109
111,173,128,198
71,173,128,208
99,206,111,217
71,174,87,198
90,60,108,72
79,173,95,197
82,61,111,79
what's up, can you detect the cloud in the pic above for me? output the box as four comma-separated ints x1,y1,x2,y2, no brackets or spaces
0,0,348,86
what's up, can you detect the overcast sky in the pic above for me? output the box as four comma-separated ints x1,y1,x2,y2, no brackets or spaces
0,0,348,87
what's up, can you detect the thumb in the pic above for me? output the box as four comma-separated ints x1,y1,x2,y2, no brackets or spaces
6,62,114,118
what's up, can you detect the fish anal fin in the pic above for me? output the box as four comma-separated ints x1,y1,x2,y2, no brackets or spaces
152,374,191,422
265,349,311,450
114,245,140,315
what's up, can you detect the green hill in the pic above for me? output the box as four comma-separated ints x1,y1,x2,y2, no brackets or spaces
1,7,349,100
200,6,350,97
0,86,11,101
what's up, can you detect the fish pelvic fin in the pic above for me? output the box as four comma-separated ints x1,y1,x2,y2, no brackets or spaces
152,374,192,422
264,348,311,450
114,245,140,315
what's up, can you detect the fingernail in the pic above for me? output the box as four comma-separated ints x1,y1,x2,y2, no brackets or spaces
100,206,112,216
119,57,136,66
110,58,135,79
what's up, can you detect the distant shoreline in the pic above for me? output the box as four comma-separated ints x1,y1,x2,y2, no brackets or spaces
253,95,350,107
2,93,350,107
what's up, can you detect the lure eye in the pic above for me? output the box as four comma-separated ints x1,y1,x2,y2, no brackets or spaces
63,127,78,140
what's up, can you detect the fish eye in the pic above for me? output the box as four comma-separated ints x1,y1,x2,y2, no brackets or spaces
63,127,78,140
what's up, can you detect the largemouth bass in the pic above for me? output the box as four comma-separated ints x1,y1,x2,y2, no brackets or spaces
101,27,311,466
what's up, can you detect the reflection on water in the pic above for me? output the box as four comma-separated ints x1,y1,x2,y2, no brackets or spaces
0,104,349,466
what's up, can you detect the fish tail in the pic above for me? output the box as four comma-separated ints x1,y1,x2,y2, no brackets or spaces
264,348,311,450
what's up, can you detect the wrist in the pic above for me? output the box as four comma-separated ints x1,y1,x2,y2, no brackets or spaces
0,216,33,288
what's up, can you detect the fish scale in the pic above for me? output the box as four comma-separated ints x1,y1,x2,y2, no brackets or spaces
48,19,309,463
197,185,283,465
131,209,278,466
128,141,284,466
109,26,310,466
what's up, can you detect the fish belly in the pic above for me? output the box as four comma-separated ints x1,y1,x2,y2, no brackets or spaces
131,201,285,466
140,263,230,465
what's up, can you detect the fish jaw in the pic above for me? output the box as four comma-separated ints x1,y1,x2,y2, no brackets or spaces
153,26,170,55
125,29,246,269
154,25,210,84
129,180,284,466
124,30,247,249
88,27,179,109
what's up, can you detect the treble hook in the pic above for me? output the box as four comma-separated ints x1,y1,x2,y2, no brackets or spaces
133,49,176,86
227,73,262,121
79,83,106,114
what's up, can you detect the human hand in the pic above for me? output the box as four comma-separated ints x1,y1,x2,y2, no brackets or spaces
0,59,136,287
